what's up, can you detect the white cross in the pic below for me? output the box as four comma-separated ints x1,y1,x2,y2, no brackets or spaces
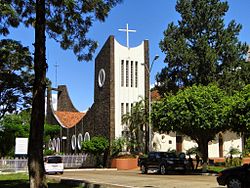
118,23,136,48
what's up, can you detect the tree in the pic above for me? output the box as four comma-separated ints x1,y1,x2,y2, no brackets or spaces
156,0,249,96
151,84,231,170
81,136,109,167
0,1,122,187
0,39,33,120
0,110,60,157
0,110,30,157
43,124,60,144
122,100,147,153
230,84,250,133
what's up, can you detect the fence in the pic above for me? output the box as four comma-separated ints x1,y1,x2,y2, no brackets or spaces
0,154,95,172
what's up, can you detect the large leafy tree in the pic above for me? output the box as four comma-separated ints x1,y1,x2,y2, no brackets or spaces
0,109,60,157
122,100,147,153
0,1,122,187
0,39,33,120
156,0,249,96
230,84,250,134
151,84,231,168
0,110,30,157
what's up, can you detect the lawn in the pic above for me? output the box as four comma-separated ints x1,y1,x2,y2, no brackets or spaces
0,173,83,188
207,166,225,173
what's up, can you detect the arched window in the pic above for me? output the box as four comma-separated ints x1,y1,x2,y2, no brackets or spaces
48,139,53,150
53,138,57,151
71,135,76,150
56,138,60,153
84,132,90,142
78,133,83,150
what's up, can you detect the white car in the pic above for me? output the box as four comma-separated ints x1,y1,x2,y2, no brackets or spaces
44,155,64,174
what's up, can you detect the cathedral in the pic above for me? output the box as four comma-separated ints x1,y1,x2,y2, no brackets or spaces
46,34,243,161
46,35,150,155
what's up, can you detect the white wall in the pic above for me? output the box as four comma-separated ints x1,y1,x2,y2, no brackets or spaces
151,132,176,152
114,39,146,138
151,131,242,158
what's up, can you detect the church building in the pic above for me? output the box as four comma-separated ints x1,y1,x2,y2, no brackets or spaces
46,33,243,161
46,34,149,155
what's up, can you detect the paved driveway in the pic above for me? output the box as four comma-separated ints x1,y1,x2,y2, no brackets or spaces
49,169,226,188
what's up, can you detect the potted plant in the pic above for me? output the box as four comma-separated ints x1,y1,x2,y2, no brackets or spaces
110,137,139,170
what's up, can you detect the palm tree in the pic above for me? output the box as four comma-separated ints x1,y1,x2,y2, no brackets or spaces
122,99,147,153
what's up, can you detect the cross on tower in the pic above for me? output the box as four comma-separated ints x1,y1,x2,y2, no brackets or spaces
118,23,136,48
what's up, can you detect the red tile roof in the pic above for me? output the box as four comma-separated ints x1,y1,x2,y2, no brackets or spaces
55,111,85,128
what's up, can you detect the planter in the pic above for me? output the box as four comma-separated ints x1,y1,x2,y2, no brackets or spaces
111,157,138,170
242,158,250,164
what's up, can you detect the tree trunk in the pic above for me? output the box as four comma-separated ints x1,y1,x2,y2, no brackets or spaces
197,139,209,172
28,0,47,187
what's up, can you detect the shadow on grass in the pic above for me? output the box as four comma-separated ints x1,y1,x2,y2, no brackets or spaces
0,180,87,188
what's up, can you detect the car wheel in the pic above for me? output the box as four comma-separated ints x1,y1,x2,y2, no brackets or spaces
141,164,148,174
227,177,242,188
160,164,167,175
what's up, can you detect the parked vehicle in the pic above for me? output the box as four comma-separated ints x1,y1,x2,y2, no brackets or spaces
217,164,250,188
44,155,64,174
137,151,189,174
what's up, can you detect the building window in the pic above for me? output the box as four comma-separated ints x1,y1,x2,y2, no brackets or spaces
121,103,124,123
135,61,138,87
131,103,133,112
121,60,124,87
84,132,90,142
126,60,129,87
78,134,83,150
131,61,133,87
169,140,172,145
126,103,129,114
71,135,76,150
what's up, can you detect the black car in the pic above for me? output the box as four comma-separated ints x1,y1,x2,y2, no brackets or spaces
217,164,250,188
138,152,189,174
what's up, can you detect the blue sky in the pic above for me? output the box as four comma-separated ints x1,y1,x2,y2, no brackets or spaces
4,0,250,112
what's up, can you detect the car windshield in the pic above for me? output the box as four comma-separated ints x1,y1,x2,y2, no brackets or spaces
47,156,62,163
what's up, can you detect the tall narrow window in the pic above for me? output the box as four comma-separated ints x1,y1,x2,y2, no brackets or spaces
126,103,129,114
131,103,133,112
121,60,124,87
135,61,138,87
126,60,129,87
131,61,133,87
121,103,124,123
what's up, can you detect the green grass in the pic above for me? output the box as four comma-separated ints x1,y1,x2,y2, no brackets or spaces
0,173,83,188
208,166,225,173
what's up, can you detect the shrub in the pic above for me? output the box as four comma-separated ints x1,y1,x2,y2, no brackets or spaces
81,136,109,167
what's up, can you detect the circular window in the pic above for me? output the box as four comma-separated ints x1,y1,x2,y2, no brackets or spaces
71,135,76,150
98,69,105,87
78,133,83,150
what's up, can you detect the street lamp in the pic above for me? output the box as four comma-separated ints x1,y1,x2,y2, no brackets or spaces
143,54,159,153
